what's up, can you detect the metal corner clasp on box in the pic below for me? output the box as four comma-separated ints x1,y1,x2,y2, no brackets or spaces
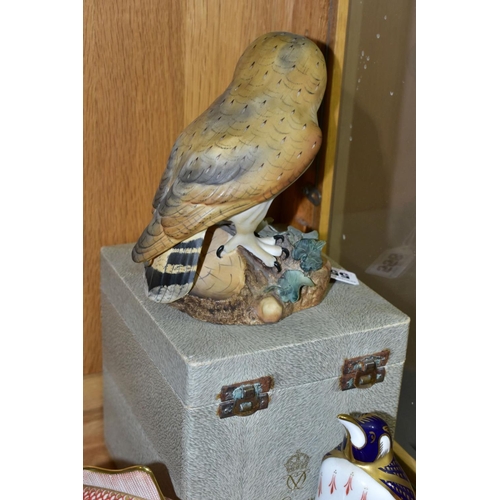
340,349,391,391
218,376,274,418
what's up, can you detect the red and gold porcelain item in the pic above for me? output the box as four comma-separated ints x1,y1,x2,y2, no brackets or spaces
83,466,168,500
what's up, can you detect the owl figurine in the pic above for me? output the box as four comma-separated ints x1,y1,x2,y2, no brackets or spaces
316,414,415,500
132,32,326,304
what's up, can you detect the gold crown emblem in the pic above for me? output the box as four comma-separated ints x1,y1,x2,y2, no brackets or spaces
284,450,310,474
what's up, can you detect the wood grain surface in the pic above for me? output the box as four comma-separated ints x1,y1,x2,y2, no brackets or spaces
318,0,350,242
83,373,115,470
84,0,340,374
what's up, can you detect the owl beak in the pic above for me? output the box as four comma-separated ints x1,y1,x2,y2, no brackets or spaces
337,414,366,449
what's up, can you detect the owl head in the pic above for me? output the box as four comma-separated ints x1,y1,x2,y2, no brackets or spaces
232,32,327,115
337,413,393,464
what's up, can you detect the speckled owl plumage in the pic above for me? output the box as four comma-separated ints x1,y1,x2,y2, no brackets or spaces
132,32,327,304
316,414,416,500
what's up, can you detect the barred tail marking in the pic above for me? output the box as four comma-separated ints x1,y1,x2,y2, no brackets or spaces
145,230,206,303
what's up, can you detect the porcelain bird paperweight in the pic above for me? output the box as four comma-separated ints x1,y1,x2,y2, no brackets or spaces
316,414,415,500
132,32,331,324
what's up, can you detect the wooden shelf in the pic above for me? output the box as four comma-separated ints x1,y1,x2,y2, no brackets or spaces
83,373,115,469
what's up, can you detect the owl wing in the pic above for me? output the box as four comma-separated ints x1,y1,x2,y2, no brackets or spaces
132,99,321,263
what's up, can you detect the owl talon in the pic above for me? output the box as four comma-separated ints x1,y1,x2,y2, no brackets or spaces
216,245,224,258
281,248,290,259
274,234,285,243
274,261,282,273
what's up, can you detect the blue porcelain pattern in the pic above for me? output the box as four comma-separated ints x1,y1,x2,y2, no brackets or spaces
315,413,415,500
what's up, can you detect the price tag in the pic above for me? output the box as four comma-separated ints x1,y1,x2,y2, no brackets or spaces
331,268,359,285
365,246,415,279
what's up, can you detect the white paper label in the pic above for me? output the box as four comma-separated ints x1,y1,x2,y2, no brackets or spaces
365,245,415,279
331,268,359,285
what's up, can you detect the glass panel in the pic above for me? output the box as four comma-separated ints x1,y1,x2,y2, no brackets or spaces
327,0,416,458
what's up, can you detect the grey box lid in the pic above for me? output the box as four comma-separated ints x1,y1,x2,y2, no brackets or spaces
101,244,409,409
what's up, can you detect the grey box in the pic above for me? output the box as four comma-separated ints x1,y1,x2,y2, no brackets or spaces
101,244,410,500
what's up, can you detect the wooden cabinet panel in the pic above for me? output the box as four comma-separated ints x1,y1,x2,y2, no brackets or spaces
84,0,338,374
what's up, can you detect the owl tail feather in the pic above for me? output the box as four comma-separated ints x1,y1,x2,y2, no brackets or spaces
145,230,206,304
